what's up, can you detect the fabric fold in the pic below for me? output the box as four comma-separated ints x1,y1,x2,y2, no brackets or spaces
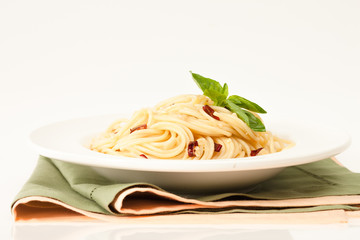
11,156,360,223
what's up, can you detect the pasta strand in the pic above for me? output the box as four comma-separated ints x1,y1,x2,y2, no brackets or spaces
90,94,293,159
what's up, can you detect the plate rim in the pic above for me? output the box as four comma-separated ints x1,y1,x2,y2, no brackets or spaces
29,114,352,173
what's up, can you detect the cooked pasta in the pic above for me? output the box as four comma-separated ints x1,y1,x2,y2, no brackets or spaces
90,94,293,159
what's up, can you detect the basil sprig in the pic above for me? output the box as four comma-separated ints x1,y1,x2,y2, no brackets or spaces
191,72,267,132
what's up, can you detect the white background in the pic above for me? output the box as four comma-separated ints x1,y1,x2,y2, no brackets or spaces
1,0,360,239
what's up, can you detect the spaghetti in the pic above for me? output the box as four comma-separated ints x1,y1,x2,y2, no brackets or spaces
90,94,293,159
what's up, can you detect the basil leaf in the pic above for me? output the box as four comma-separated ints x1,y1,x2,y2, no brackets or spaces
204,89,227,106
222,83,229,97
191,72,228,105
227,95,267,113
191,71,267,132
244,110,266,132
224,99,249,126
191,72,224,93
225,99,266,132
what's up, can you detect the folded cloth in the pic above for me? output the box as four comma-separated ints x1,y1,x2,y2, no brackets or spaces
11,156,360,224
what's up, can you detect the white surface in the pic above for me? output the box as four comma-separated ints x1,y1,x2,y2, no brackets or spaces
29,114,350,192
10,223,360,240
1,0,360,239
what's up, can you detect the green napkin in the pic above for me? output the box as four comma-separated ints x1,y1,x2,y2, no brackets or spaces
12,156,360,217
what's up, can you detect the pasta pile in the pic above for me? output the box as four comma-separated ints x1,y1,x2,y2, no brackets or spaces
90,94,293,160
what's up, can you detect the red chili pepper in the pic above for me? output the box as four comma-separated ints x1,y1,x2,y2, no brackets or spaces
203,105,220,120
250,148,263,156
214,143,222,152
188,141,198,157
139,154,148,159
130,124,147,133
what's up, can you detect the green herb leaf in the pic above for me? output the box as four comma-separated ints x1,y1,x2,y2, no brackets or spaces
221,83,229,97
191,71,267,132
227,95,267,113
224,99,249,125
190,72,228,105
225,99,266,131
191,72,224,94
243,110,266,132
203,89,227,106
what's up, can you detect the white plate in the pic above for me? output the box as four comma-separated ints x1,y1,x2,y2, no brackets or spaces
29,114,351,193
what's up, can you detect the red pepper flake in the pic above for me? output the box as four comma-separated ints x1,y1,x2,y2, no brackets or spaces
214,143,222,152
130,124,147,133
250,148,263,156
139,154,148,159
188,141,198,157
115,149,121,152
111,129,118,134
203,105,220,120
